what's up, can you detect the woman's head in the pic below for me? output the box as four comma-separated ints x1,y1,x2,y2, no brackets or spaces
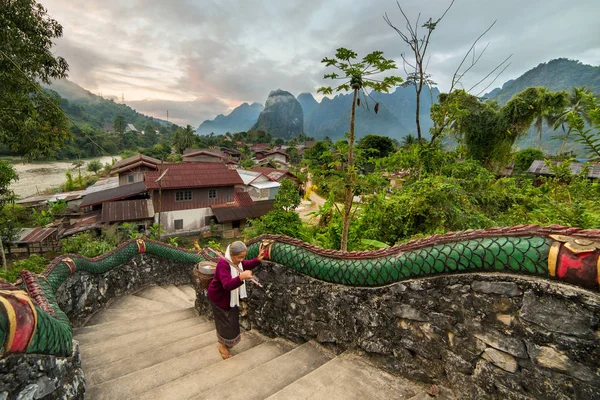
229,241,247,262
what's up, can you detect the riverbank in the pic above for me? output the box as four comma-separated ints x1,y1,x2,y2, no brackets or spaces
8,156,119,198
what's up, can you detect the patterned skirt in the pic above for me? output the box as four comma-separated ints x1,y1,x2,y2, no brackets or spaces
211,303,241,347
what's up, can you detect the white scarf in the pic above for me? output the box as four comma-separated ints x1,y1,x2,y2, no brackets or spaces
225,246,247,308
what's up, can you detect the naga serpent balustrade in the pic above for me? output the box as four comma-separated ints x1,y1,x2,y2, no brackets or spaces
1,225,599,357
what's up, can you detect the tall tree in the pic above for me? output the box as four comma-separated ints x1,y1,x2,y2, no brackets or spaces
0,162,18,271
113,115,126,135
385,1,512,145
0,0,70,159
317,48,402,251
172,125,196,154
552,87,591,154
529,87,567,150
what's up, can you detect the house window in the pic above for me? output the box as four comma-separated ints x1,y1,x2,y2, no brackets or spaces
208,189,217,199
176,190,192,201
174,219,183,230
128,175,134,183
232,220,241,229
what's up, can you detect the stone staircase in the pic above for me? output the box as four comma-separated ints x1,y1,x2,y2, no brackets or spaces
75,285,431,399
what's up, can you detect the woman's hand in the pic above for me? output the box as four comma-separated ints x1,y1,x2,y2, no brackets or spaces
239,270,253,281
257,252,265,261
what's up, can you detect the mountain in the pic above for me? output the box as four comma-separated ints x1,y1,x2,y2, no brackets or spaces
297,93,318,129
485,58,600,104
252,89,304,139
197,102,263,134
44,79,170,130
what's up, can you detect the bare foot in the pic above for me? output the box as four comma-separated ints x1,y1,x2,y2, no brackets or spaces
218,344,232,359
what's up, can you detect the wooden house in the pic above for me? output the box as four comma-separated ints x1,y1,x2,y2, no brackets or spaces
144,163,243,234
111,154,161,186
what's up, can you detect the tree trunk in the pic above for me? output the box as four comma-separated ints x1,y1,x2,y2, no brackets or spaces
1,239,7,272
340,89,358,252
416,82,422,143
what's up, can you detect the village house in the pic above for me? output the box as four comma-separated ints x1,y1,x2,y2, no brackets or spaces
111,154,161,186
252,166,298,184
182,149,226,164
144,163,243,234
236,169,281,201
210,192,274,237
527,160,600,179
255,149,290,166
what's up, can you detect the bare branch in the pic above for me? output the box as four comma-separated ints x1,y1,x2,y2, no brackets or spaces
467,54,512,93
454,41,490,85
451,20,497,90
475,61,512,97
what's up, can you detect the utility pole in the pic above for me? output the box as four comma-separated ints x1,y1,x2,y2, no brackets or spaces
155,162,168,239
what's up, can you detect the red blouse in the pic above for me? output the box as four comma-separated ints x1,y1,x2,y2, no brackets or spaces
207,257,261,310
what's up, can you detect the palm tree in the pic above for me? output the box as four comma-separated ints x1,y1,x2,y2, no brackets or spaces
551,87,591,154
531,88,567,150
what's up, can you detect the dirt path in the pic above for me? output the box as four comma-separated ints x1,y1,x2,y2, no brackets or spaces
296,174,327,222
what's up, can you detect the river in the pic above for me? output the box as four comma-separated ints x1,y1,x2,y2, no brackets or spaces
8,156,120,199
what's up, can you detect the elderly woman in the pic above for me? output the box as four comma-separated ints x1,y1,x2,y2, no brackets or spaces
207,241,263,359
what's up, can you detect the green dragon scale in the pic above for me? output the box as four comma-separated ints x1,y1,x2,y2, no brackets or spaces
1,225,599,357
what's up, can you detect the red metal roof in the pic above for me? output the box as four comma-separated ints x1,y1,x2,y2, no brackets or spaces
145,163,243,190
101,199,154,223
211,200,274,223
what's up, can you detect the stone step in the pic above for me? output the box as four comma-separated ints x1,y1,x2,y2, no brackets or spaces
135,285,192,309
267,351,426,400
162,284,195,305
87,328,220,385
177,284,197,300
84,307,161,326
76,309,204,347
74,307,197,339
82,320,215,370
198,341,335,400
87,331,265,400
105,292,181,313
138,338,297,400
81,315,203,358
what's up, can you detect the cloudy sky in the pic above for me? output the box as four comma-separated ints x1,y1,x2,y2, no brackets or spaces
40,0,600,127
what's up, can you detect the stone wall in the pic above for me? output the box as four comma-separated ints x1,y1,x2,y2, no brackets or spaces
0,342,84,400
57,253,196,327
197,261,600,399
0,254,195,399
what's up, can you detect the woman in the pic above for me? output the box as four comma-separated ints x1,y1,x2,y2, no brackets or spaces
207,241,263,359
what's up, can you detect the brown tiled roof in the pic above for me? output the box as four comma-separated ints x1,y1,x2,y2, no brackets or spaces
15,227,57,244
112,154,161,172
211,200,274,223
145,163,243,190
79,181,147,208
101,199,155,223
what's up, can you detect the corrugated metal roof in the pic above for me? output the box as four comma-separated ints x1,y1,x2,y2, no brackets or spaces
250,181,281,190
15,227,57,244
101,199,155,223
527,160,600,179
182,150,224,159
112,154,160,171
211,200,274,223
60,212,102,238
236,169,263,185
80,181,147,208
145,163,243,190
252,167,296,182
